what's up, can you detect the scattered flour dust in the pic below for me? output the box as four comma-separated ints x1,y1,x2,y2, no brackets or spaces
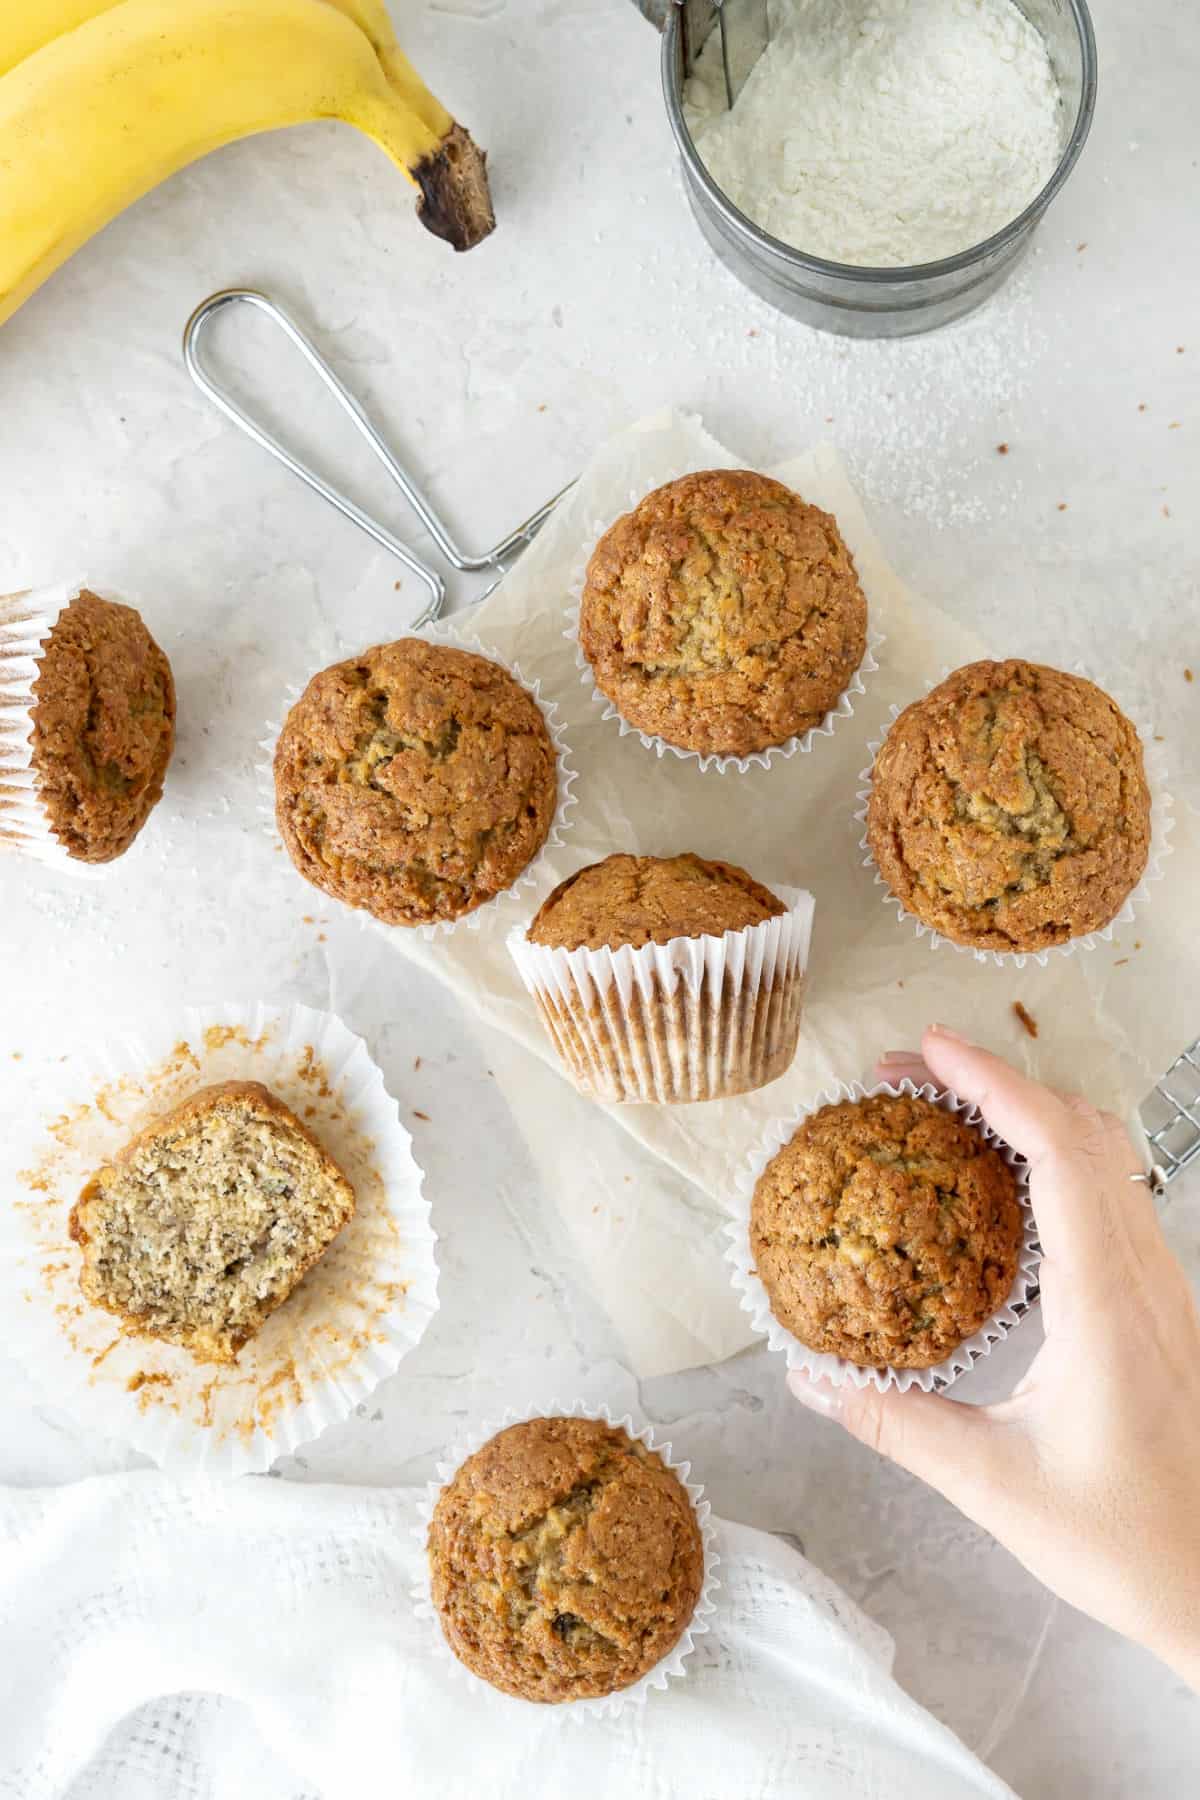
685,0,1065,267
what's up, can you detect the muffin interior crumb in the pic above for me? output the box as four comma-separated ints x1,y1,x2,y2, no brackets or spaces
71,1081,355,1364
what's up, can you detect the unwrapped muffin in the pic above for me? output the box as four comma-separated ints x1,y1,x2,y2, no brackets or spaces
509,851,812,1104
70,1080,355,1364
749,1092,1023,1369
0,585,174,865
866,660,1152,954
427,1415,705,1704
273,638,560,928
578,469,868,760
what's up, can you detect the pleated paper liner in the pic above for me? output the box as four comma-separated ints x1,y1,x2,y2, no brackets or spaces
507,886,815,1104
412,1400,720,1721
260,624,579,942
0,1002,437,1475
854,665,1174,970
0,581,129,881
727,1078,1040,1395
565,478,883,775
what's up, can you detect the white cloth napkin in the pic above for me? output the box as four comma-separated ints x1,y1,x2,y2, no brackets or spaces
0,1473,1017,1800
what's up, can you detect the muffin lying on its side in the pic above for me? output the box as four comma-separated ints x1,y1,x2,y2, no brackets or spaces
510,851,811,1104
750,1092,1022,1369
18,587,175,863
866,659,1151,954
428,1416,705,1703
70,1081,355,1364
578,469,868,760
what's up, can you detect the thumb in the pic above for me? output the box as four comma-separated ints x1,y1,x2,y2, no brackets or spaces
787,1370,1027,1523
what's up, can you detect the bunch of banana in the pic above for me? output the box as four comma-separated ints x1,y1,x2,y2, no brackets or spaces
0,0,495,329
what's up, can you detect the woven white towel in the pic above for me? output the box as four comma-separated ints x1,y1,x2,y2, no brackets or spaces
0,1474,1017,1800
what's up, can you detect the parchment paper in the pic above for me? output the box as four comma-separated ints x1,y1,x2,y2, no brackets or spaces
389,411,1197,1378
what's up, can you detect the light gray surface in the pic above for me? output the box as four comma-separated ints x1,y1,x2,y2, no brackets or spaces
0,1,1197,1795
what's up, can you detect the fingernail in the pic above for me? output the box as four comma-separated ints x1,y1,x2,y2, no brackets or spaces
787,1371,844,1418
928,1023,969,1044
877,1049,918,1066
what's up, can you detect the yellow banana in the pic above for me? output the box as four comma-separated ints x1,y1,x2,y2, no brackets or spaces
0,0,494,328
0,2,125,77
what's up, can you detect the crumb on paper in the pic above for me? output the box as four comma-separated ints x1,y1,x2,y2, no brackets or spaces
996,443,1010,455
127,1370,172,1394
204,1026,265,1056
1169,421,1182,429
317,933,326,943
1076,241,1087,251
1114,957,1129,967
1138,402,1148,412
537,403,547,413
1057,502,1068,511
413,1056,422,1071
1135,940,1143,950
1185,669,1194,682
11,1051,22,1061
1178,345,1187,353
295,1045,332,1097
747,328,759,338
413,1110,430,1123
1012,1001,1039,1040
393,580,402,591
303,915,314,925
1163,505,1172,518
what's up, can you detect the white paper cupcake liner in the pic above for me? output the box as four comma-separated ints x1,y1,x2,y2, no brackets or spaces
260,624,579,942
507,886,814,1104
412,1399,720,1721
0,1002,438,1475
727,1078,1039,1395
854,664,1175,970
0,580,132,881
564,479,883,774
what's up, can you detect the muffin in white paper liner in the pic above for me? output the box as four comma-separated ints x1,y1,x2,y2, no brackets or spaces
564,481,883,775
260,624,578,942
726,1079,1039,1395
0,1002,437,1476
0,580,160,882
412,1400,720,1721
507,885,815,1105
854,665,1174,970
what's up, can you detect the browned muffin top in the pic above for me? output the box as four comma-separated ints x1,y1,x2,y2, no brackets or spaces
274,639,558,928
28,588,175,863
528,851,784,952
578,469,868,759
751,1093,1022,1369
866,660,1151,954
428,1415,704,1704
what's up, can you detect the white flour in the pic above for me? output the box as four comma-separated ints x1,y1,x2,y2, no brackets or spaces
685,0,1065,267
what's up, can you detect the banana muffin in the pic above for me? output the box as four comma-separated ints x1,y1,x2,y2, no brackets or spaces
427,1416,705,1703
17,587,174,863
512,852,809,1104
578,469,868,759
750,1092,1023,1369
273,638,558,928
866,660,1152,954
70,1081,355,1364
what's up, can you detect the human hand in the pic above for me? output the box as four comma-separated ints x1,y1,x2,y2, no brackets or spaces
788,1024,1200,1687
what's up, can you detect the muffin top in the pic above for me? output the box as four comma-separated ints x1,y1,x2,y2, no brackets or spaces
866,659,1151,953
428,1415,705,1703
528,850,784,951
578,469,868,759
29,588,175,863
750,1093,1022,1369
274,638,558,928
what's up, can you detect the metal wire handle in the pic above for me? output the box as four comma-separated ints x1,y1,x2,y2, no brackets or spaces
182,288,571,624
